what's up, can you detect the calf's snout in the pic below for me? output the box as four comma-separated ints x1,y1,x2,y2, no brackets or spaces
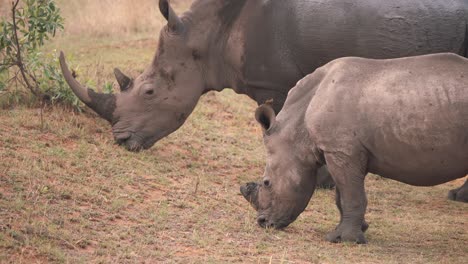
114,132,131,145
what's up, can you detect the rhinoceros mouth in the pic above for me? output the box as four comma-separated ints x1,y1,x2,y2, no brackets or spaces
113,129,170,152
257,215,290,230
113,131,145,152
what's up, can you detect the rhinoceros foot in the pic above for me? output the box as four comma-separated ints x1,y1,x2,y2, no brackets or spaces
326,223,367,244
361,220,369,233
448,184,468,203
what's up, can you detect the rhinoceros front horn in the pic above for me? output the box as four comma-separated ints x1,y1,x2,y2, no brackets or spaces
59,51,116,123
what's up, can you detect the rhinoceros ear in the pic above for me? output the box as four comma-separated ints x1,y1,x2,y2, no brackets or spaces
255,101,276,131
159,0,184,33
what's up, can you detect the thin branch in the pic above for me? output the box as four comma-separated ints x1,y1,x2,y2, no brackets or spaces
10,0,40,97
6,69,20,83
0,90,11,99
26,67,38,83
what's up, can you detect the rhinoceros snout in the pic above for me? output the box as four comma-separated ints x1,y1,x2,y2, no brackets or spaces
257,215,267,227
114,132,131,145
256,215,286,229
113,132,144,152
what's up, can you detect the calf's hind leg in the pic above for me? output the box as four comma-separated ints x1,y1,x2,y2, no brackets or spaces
448,178,468,203
324,151,368,244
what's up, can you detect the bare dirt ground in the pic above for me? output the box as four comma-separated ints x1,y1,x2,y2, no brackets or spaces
1,0,467,263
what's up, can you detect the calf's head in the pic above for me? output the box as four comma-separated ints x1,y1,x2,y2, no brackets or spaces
60,0,207,151
241,104,318,229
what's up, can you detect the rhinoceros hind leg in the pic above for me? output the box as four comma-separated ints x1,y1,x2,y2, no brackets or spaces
448,178,468,203
316,165,336,189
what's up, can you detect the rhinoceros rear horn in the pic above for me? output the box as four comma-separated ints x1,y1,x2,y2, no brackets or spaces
59,51,116,123
114,68,131,92
159,0,184,33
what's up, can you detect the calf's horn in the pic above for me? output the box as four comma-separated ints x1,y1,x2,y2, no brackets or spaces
59,51,116,123
114,68,131,92
240,182,260,210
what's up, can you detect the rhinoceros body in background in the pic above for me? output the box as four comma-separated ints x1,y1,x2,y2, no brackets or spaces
240,53,468,244
60,0,468,195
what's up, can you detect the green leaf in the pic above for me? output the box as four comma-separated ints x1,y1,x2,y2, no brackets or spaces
0,0,68,107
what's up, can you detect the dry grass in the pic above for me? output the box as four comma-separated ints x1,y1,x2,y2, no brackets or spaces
0,90,467,263
1,0,467,263
58,0,161,37
57,0,192,37
0,0,10,17
1,0,191,37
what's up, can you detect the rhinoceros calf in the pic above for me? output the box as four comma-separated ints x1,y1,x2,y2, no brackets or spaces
241,53,468,244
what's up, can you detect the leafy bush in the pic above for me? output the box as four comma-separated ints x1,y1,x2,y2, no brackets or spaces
0,0,80,108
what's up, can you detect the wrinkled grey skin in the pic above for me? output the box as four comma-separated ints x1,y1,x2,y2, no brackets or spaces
60,0,468,192
241,53,468,244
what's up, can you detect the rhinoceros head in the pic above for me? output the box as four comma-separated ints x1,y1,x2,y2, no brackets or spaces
240,103,318,229
60,0,209,151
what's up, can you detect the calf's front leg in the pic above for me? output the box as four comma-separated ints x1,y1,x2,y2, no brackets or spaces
333,188,369,233
324,151,368,244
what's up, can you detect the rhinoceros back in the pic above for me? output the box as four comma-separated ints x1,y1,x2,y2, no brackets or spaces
241,0,468,110
306,54,468,186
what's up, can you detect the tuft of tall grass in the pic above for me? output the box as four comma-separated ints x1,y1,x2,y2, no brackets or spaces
59,0,159,37
56,0,191,37
1,0,192,37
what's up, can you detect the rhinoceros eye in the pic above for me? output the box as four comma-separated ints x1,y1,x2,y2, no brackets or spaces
141,83,156,97
263,179,271,187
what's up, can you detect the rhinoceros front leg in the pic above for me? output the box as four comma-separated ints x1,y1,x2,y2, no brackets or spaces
448,178,468,203
316,165,336,189
324,151,368,244
334,188,369,233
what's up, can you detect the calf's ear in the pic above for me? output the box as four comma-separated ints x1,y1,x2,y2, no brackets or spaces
255,103,276,131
